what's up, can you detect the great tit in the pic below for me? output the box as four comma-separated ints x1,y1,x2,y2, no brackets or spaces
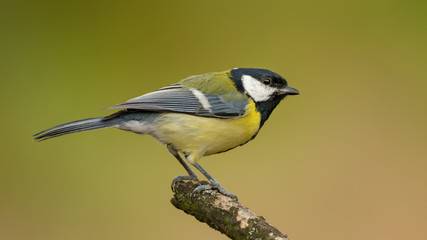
34,68,300,199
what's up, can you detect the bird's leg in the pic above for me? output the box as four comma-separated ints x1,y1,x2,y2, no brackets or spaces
167,145,198,191
191,162,238,200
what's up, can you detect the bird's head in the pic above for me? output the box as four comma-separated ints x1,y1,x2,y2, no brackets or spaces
230,68,300,102
230,68,300,127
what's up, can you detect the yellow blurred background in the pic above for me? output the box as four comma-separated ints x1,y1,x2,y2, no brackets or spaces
1,0,426,239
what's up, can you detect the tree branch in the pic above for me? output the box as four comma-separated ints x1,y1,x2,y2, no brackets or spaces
170,180,288,240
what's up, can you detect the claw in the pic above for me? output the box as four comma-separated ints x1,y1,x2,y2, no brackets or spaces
192,182,238,200
171,175,198,191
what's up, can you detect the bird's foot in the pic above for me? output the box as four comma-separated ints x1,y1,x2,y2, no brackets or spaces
171,175,198,191
192,181,238,200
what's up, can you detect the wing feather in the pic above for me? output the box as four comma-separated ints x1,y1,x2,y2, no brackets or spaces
107,82,248,118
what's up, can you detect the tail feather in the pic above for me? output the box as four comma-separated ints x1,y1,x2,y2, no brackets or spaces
33,117,115,141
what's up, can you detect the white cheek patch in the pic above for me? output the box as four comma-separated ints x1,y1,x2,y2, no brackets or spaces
191,89,212,112
241,75,276,102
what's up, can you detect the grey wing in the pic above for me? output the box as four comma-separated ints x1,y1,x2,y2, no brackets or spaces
107,85,248,118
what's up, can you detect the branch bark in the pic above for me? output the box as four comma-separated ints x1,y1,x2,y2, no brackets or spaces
170,180,288,240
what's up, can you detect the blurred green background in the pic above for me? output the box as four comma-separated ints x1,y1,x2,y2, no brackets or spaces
1,0,426,239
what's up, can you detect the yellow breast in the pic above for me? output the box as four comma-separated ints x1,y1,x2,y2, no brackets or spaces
155,100,261,161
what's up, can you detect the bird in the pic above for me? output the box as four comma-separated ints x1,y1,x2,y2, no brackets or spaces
33,68,300,199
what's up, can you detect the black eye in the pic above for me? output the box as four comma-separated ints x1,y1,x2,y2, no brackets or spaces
263,78,271,85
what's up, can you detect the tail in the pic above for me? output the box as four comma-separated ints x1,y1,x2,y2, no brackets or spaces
33,117,117,141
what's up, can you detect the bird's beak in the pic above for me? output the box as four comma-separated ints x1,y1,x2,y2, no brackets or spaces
278,85,300,95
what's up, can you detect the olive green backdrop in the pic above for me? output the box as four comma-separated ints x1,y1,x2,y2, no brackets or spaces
1,1,426,239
